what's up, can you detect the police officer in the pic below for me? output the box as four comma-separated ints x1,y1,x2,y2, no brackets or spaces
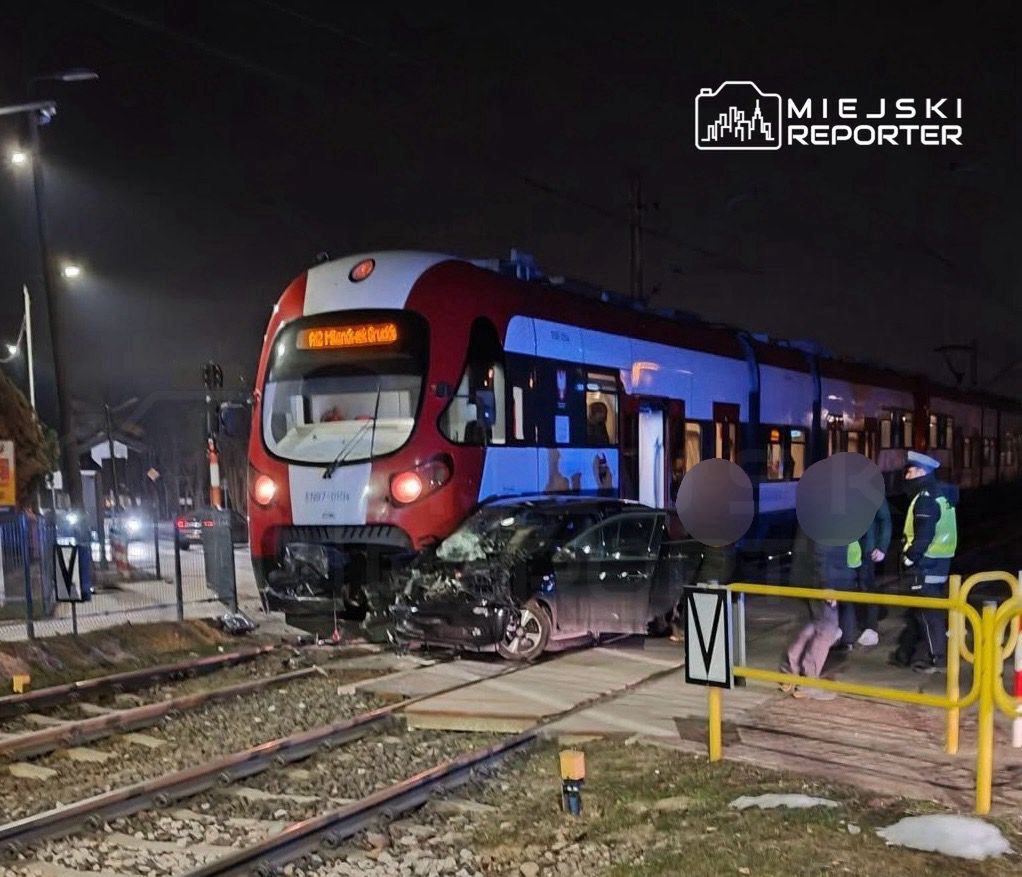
890,451,959,672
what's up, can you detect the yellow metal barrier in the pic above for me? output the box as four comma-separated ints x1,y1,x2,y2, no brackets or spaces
957,571,1020,663
711,582,989,812
991,598,1022,718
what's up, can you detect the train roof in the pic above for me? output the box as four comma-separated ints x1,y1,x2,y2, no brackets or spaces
472,250,1022,414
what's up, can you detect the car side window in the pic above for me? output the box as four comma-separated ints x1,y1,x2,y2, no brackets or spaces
565,513,662,560
613,514,662,559
568,519,611,559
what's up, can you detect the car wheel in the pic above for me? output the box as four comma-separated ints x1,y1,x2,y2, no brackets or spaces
497,600,551,662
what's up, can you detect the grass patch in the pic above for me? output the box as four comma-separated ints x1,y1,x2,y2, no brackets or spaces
468,739,1020,876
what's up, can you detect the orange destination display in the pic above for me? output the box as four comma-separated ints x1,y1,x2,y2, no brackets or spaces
297,322,399,350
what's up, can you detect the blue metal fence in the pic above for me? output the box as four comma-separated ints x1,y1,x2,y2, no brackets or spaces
0,510,236,640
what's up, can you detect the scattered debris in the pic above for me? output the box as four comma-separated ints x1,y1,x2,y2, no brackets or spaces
730,793,839,811
218,611,258,635
877,815,1012,860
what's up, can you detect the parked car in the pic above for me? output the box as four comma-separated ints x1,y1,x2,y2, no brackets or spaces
389,495,699,661
175,508,248,550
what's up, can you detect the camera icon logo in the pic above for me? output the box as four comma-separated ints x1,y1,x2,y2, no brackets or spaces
695,81,783,151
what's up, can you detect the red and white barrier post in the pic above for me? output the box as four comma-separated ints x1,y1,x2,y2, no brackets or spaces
208,438,223,510
1013,632,1022,749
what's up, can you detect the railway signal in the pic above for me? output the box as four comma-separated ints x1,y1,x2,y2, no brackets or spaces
202,360,224,509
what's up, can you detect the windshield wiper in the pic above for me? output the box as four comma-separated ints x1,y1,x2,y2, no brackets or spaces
323,419,373,479
322,381,383,480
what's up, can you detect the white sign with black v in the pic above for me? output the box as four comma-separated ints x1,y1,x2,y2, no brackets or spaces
54,543,85,602
684,586,732,688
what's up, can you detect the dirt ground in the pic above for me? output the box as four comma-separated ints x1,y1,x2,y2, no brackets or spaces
465,739,1022,876
0,620,276,689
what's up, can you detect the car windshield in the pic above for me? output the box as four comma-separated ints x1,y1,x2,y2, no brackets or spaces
262,311,428,465
436,506,597,562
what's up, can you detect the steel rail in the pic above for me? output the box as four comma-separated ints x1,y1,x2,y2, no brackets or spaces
0,705,398,857
0,653,533,855
0,645,279,718
182,731,538,877
0,667,317,760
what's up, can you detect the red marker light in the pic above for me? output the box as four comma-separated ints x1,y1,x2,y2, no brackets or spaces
391,471,423,504
175,517,186,529
348,258,375,282
252,474,277,507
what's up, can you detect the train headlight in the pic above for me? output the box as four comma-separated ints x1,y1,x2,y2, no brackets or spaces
391,471,423,504
252,473,278,507
390,454,453,506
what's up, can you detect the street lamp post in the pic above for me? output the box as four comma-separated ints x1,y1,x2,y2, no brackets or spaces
22,68,98,510
0,286,34,410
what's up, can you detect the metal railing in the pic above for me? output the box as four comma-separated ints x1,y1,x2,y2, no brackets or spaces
700,573,1022,815
0,510,241,640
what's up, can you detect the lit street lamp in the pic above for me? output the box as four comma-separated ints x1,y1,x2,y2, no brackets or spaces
9,150,27,166
4,343,16,357
61,264,81,279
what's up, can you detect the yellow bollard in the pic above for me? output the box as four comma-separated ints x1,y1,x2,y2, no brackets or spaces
946,575,962,755
11,674,30,694
975,602,996,815
708,687,722,762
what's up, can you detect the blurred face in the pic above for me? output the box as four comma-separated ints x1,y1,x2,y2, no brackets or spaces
904,465,928,480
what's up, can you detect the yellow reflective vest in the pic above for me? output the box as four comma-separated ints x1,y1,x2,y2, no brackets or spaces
846,540,862,569
904,492,958,559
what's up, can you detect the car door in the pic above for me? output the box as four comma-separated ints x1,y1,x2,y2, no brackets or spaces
647,513,698,619
553,512,662,635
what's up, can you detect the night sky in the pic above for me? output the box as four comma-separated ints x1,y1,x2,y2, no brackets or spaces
1,1,1019,431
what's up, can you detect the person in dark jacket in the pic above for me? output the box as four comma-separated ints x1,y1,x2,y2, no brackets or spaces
780,525,855,699
834,497,892,648
890,451,959,672
669,542,737,642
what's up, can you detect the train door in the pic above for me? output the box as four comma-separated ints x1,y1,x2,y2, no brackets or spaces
637,402,666,508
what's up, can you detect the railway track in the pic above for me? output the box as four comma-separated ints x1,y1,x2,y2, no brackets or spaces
0,645,400,826
2,656,526,876
0,645,279,719
1,640,683,876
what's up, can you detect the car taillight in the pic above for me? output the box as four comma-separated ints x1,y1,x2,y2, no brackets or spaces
175,518,186,529
390,454,453,506
252,473,278,507
202,519,214,528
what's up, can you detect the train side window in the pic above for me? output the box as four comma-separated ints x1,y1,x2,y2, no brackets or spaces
685,422,702,472
983,437,995,466
929,414,939,449
439,319,506,446
789,428,806,478
945,416,954,450
902,413,914,449
880,417,892,449
713,402,739,463
585,371,619,447
827,417,845,455
962,435,972,468
765,427,784,480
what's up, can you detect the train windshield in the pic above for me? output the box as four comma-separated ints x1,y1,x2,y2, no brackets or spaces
262,310,428,465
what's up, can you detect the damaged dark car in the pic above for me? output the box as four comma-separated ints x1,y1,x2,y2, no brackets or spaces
389,496,697,661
